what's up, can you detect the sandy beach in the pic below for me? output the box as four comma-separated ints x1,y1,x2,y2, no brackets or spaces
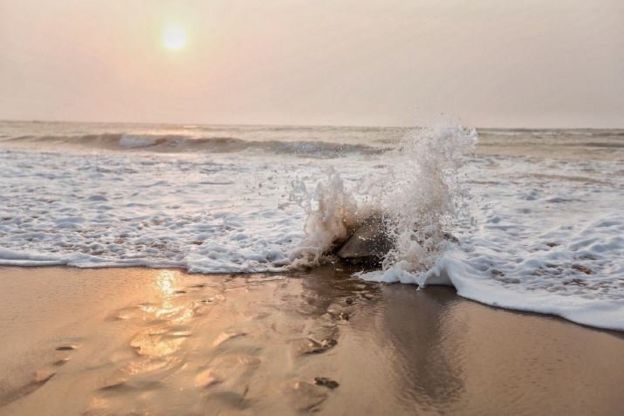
2,0,623,414
0,266,622,415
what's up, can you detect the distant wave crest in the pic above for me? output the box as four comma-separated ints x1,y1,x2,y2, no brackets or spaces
1,133,386,158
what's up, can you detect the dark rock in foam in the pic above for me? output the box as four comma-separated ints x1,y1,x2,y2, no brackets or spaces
333,213,457,268
335,214,393,267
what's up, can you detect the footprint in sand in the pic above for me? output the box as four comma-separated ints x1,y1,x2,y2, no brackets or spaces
212,330,248,347
52,357,70,367
195,368,222,388
110,305,143,321
51,342,79,367
187,283,207,290
294,337,338,355
0,346,69,407
195,354,261,392
130,328,188,357
288,381,328,412
0,370,57,407
55,344,78,351
314,377,339,389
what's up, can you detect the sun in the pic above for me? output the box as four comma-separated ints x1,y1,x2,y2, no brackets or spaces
162,23,187,50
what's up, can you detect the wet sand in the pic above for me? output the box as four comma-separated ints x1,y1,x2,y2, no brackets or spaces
0,266,622,415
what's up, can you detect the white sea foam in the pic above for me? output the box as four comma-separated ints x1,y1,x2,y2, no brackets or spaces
0,121,623,330
289,125,477,272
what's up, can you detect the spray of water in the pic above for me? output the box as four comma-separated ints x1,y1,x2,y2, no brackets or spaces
289,124,477,279
288,169,360,267
375,125,477,281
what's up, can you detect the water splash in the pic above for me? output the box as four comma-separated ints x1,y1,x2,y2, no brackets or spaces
290,124,478,279
288,169,360,267
373,125,477,282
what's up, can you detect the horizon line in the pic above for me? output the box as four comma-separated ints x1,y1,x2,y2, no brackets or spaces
1,118,623,131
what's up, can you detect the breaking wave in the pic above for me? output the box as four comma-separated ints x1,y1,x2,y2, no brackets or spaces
289,124,478,279
1,133,385,158
1,120,623,330
288,125,624,331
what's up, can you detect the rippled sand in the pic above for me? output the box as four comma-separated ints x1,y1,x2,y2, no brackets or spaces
0,266,622,415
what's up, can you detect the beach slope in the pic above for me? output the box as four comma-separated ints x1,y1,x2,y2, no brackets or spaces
0,266,622,415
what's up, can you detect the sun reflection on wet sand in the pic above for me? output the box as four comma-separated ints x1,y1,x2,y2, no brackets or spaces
136,270,195,323
2,267,622,416
123,270,200,364
156,270,177,297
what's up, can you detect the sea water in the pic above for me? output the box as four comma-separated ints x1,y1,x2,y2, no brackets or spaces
0,121,622,330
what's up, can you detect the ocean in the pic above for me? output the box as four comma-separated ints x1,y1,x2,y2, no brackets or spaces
0,120,622,330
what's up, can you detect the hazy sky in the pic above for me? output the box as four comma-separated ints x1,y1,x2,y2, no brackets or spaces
1,0,623,127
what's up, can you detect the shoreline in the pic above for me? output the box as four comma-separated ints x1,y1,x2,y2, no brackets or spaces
1,266,623,415
4,263,622,334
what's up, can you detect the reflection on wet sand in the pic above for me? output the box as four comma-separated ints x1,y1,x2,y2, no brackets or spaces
371,284,624,415
0,266,622,415
374,286,465,412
